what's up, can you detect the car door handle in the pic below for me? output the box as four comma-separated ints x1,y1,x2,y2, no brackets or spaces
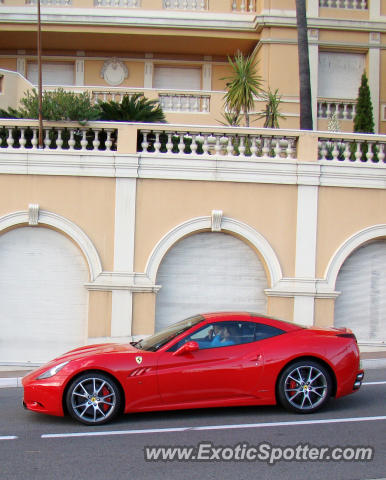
249,354,262,363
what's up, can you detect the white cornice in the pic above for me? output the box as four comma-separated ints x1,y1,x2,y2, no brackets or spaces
0,151,385,189
0,7,256,31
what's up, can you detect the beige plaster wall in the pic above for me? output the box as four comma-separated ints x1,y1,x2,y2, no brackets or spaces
267,296,294,323
132,292,157,335
88,290,112,337
316,187,386,278
84,60,144,88
0,175,116,272
314,298,336,328
134,179,298,279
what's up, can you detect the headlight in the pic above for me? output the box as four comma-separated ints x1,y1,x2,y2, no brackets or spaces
36,361,69,379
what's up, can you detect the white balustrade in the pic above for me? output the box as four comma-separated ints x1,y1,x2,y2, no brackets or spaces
231,0,256,12
163,0,207,9
319,0,367,9
0,126,116,152
26,0,72,5
94,0,141,6
318,138,386,165
158,94,210,113
317,100,356,120
91,91,144,104
139,129,297,160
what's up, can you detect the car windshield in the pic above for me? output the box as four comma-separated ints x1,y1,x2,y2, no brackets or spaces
134,315,204,352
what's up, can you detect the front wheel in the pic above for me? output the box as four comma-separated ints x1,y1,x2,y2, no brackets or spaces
66,372,122,425
277,361,332,414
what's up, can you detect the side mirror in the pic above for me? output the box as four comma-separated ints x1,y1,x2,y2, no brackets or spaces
173,341,199,356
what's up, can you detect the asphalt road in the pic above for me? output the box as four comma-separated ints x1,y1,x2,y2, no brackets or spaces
0,368,385,480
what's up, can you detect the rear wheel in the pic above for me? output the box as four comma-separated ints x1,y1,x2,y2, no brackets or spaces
66,372,121,425
277,360,332,413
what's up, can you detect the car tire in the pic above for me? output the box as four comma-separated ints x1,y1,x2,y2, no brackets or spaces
277,360,332,414
65,372,122,425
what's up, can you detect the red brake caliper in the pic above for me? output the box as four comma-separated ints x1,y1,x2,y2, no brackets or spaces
102,386,111,412
289,380,297,397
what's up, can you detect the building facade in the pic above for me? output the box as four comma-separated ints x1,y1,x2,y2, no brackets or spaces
0,0,385,365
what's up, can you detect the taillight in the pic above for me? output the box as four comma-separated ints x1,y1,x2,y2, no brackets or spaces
337,333,357,341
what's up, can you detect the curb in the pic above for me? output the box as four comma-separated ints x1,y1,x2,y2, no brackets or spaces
1,358,385,389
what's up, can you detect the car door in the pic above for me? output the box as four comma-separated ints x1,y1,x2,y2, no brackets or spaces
156,321,267,406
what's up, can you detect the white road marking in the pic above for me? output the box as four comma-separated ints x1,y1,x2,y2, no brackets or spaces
362,381,386,385
0,436,18,440
41,415,386,439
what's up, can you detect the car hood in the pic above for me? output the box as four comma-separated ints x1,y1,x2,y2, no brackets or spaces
52,342,140,362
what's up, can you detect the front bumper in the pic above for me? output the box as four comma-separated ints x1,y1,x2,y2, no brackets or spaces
23,374,66,417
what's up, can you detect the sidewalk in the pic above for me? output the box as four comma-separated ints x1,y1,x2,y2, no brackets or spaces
1,351,385,389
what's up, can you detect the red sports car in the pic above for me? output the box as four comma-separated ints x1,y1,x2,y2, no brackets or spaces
23,312,364,425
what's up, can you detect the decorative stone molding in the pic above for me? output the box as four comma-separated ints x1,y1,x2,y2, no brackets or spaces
101,58,128,87
28,204,39,226
145,216,283,288
211,210,223,231
0,210,102,282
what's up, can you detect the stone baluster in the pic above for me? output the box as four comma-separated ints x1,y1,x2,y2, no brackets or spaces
105,130,113,151
201,134,209,155
174,0,179,8
190,135,198,154
377,143,385,164
6,129,14,149
178,132,186,154
200,0,205,9
319,141,328,161
165,132,173,154
44,129,51,149
57,129,65,150
92,129,100,151
192,0,197,9
343,141,351,162
354,143,362,162
366,142,374,163
232,0,237,11
238,135,246,157
226,135,234,156
19,128,27,149
80,129,88,151
250,135,258,158
331,140,339,161
68,130,76,150
30,129,38,150
153,132,161,154
248,0,254,11
213,134,222,156
262,137,270,158
141,130,149,152
240,0,246,11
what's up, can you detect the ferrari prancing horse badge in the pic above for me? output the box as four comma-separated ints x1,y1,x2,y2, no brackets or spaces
135,356,143,365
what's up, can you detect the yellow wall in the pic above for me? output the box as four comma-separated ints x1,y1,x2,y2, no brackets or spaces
84,60,144,87
316,187,386,278
0,175,116,272
134,179,298,279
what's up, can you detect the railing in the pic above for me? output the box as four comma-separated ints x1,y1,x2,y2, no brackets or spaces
139,129,298,159
317,99,356,120
1,120,385,168
94,0,141,6
26,0,72,5
91,90,144,104
318,135,386,165
163,0,207,9
231,0,256,12
319,0,367,9
0,123,117,152
158,93,210,113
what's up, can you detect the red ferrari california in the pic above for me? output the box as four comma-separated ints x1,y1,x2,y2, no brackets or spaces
23,312,364,425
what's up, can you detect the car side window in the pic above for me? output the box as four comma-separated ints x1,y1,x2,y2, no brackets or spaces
167,321,285,352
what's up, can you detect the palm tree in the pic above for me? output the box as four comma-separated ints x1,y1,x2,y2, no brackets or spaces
222,52,262,127
257,88,286,128
295,0,313,130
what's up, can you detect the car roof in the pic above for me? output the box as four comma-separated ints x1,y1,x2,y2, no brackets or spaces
200,312,304,332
